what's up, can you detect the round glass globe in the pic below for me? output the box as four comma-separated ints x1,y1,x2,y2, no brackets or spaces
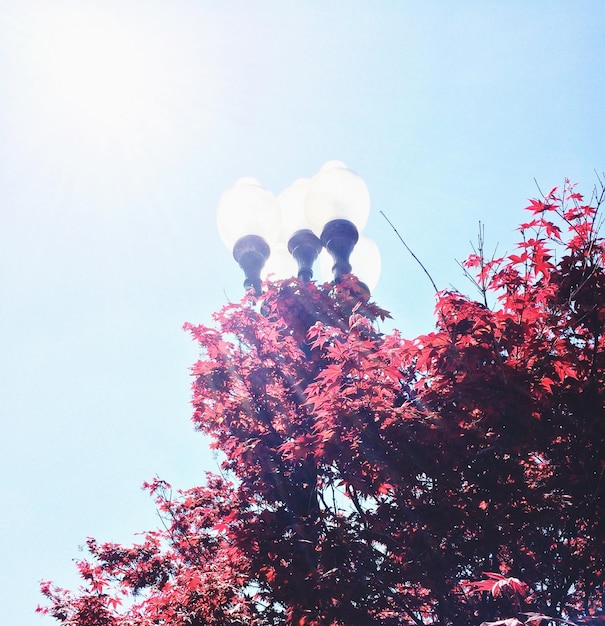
277,178,311,241
217,178,280,249
304,161,371,236
351,235,381,291
261,241,298,281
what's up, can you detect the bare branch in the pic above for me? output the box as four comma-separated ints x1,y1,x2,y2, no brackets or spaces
380,210,439,293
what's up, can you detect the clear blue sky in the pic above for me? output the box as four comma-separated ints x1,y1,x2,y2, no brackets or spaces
0,2,603,624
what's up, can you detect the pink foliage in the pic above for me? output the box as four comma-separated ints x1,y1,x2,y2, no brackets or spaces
39,180,605,625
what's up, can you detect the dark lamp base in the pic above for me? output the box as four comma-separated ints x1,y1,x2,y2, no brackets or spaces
320,219,359,282
232,234,270,296
288,229,322,282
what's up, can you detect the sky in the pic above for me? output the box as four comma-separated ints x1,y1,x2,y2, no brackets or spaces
0,1,603,624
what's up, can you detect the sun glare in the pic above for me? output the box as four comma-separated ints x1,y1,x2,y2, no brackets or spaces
26,5,169,149
8,2,220,176
37,9,152,135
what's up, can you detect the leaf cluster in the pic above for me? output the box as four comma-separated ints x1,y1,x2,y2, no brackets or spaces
39,182,605,625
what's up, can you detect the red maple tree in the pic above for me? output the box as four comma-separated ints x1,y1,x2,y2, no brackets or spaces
39,180,604,625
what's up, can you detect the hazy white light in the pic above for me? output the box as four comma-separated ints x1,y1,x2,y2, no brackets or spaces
277,178,311,240
351,236,382,291
262,242,298,280
305,161,371,235
41,14,145,121
217,178,280,249
26,7,162,143
318,248,332,284
7,3,220,180
319,235,381,291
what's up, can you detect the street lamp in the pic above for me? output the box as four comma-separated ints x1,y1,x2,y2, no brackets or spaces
305,161,370,283
216,178,280,295
278,178,322,283
217,162,380,294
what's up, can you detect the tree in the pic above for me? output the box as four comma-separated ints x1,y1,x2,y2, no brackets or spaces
39,179,604,625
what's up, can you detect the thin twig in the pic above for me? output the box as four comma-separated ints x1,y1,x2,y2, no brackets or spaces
533,177,546,198
380,210,438,293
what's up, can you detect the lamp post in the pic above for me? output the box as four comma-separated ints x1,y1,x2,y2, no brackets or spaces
217,162,380,294
212,163,383,625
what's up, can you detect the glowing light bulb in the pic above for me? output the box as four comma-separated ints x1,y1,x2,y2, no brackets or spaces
304,161,371,235
217,178,280,249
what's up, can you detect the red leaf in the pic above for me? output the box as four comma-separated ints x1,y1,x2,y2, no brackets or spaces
468,572,528,598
